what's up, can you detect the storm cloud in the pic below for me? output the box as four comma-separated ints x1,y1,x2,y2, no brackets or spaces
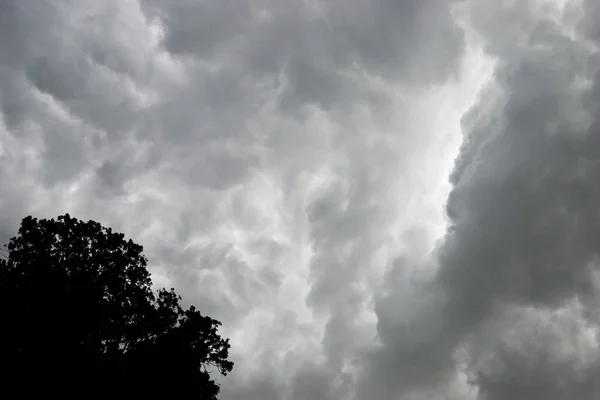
1,0,599,399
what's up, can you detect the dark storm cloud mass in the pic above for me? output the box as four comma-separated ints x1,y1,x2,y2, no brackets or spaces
447,1,600,397
3,0,600,399
361,1,600,399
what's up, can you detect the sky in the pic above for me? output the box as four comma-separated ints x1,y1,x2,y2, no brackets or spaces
1,0,600,399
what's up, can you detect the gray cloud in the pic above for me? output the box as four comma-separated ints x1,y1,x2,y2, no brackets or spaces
4,0,598,399
362,1,600,399
0,1,467,398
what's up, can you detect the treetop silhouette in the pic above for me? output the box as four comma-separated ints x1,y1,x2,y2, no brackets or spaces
0,214,233,398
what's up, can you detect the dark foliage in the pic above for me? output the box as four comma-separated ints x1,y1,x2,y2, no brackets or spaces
0,214,233,398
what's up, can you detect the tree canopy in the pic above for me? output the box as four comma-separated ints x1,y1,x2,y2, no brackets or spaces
0,214,233,398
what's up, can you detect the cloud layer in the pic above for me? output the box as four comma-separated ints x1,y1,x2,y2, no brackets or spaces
2,0,600,399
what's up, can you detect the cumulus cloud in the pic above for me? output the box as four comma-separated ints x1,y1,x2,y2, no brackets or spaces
362,0,600,399
2,0,599,399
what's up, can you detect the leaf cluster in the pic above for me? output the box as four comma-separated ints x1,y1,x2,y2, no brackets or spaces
0,214,233,398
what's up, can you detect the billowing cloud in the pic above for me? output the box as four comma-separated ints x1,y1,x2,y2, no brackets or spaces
2,0,599,399
362,1,600,399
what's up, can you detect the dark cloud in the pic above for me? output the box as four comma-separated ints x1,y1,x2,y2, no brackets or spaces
363,1,600,399
6,0,597,399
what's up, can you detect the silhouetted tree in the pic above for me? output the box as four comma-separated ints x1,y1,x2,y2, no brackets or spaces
0,214,233,398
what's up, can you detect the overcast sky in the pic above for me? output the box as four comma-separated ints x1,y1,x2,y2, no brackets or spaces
2,0,600,399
